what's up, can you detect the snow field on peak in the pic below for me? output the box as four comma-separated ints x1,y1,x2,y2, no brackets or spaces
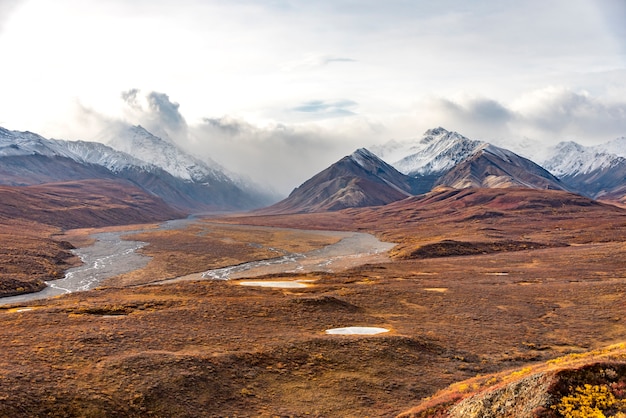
541,141,625,177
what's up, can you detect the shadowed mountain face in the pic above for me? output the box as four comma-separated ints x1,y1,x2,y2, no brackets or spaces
257,148,422,214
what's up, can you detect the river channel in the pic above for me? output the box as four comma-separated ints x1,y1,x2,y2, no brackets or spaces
0,218,395,306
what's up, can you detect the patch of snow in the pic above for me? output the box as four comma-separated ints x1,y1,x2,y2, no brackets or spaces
325,327,390,335
238,280,313,288
594,136,626,158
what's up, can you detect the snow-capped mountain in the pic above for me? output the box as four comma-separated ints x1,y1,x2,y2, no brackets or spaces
0,126,166,173
102,125,231,183
370,127,567,194
541,142,624,178
0,126,276,211
540,141,626,200
391,128,485,177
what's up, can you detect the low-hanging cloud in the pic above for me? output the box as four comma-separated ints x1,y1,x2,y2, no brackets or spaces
512,87,626,140
419,88,626,148
188,116,369,194
71,90,371,195
120,89,188,141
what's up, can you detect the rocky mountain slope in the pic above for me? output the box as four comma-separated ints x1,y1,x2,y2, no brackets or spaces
435,144,567,191
267,129,574,214
258,148,421,214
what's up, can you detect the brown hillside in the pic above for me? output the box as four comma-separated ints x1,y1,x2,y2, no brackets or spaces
0,179,184,296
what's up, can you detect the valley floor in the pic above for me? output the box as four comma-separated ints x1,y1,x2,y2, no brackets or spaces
1,188,626,416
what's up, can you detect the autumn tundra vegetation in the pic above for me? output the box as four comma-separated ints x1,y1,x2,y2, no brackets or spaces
0,186,625,416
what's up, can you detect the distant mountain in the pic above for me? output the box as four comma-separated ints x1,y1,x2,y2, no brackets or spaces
258,148,420,214
373,127,567,194
0,126,276,212
540,141,626,201
595,136,626,158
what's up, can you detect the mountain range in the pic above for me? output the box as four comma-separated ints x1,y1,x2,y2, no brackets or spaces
1,125,624,215
0,125,276,212
266,127,624,214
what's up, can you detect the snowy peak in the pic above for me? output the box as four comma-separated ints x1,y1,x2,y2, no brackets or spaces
392,129,485,176
0,127,75,159
103,125,231,184
436,143,567,191
349,148,399,174
0,127,157,173
0,125,276,211
538,139,626,200
541,141,624,177
594,136,626,158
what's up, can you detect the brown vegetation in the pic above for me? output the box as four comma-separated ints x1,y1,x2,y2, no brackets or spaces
1,187,626,416
0,179,184,296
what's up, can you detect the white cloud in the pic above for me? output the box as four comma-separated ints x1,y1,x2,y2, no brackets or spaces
415,87,626,148
0,0,624,193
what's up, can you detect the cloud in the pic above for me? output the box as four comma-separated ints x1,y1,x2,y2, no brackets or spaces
513,87,626,137
418,88,626,147
70,91,372,195
418,96,516,141
281,54,356,72
187,115,371,194
119,89,188,141
145,92,187,133
322,57,356,65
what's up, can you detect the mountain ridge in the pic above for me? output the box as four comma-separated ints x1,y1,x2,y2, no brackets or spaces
0,125,276,212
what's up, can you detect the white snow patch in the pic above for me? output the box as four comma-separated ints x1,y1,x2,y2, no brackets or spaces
238,280,313,288
325,327,390,335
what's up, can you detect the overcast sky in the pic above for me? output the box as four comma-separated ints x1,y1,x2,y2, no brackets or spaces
1,0,625,194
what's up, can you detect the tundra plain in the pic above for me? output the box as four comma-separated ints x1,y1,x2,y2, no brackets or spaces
1,188,626,416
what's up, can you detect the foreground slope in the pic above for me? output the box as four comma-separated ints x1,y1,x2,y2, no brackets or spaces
258,148,420,213
399,343,626,417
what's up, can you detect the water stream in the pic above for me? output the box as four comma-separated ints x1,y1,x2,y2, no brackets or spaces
0,218,395,305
